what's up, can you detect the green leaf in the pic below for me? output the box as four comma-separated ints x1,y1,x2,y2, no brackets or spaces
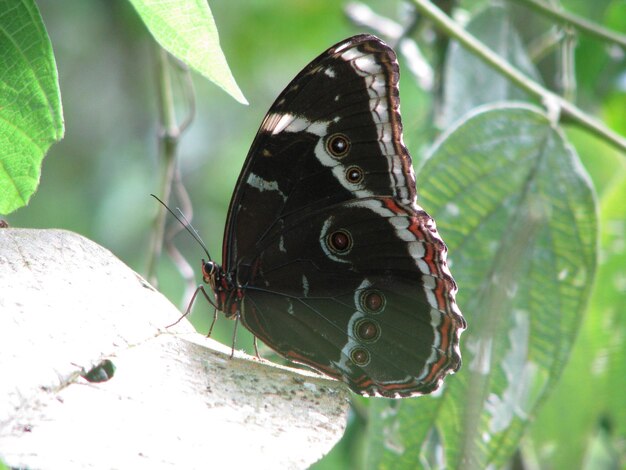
441,5,541,126
527,168,626,468
127,0,247,105
0,0,64,214
364,104,597,469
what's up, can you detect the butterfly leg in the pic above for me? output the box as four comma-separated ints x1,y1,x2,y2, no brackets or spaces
229,313,240,359
167,285,215,328
206,307,218,338
253,336,260,359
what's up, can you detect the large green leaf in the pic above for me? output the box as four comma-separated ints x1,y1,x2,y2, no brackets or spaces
441,5,541,126
127,0,247,104
527,167,626,468
364,104,597,469
0,0,64,214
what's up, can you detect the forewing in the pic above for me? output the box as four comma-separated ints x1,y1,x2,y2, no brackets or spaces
222,35,415,269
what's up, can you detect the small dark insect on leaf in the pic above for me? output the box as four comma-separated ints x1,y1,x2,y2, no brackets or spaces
82,359,116,383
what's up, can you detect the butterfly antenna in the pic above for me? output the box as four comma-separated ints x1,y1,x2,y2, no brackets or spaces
151,194,212,261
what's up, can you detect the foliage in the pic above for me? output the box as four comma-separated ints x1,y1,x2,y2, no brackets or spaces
0,0,63,213
1,0,624,469
127,0,246,104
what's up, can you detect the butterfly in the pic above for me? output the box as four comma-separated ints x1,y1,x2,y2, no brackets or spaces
197,34,466,398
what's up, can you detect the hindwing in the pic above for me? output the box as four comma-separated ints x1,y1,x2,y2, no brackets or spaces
237,197,464,397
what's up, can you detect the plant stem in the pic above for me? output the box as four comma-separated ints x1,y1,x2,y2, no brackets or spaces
146,47,180,286
511,0,626,49
410,0,626,153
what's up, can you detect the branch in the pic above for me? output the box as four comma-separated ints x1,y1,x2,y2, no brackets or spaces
511,0,626,49
146,48,195,285
410,0,626,153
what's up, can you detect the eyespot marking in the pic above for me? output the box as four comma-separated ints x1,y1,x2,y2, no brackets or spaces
354,318,381,342
346,166,364,184
350,347,370,366
360,289,385,314
326,133,350,158
326,229,353,254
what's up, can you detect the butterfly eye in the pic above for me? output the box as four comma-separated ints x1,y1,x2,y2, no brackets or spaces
202,260,216,280
345,166,364,184
355,318,381,342
360,289,386,314
350,347,370,366
326,229,353,254
326,133,350,157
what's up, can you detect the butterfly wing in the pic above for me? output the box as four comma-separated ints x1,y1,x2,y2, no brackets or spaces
237,197,465,397
222,34,415,270
220,35,465,397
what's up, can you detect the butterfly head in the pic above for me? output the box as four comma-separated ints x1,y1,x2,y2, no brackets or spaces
201,259,233,296
201,259,217,284
200,259,240,318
